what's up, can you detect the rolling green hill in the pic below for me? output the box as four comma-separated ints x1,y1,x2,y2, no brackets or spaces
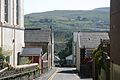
24,7,110,53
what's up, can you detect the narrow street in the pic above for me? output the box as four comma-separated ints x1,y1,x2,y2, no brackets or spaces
49,67,93,80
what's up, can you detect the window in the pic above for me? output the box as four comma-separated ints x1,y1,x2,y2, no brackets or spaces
6,56,10,63
4,0,8,22
16,0,19,25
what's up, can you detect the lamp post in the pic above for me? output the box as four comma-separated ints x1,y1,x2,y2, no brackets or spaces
50,25,54,68
50,25,52,68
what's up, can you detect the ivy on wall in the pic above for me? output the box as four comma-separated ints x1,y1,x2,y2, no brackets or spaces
0,47,12,69
93,44,105,75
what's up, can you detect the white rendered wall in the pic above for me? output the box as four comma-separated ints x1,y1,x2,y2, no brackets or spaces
0,0,24,67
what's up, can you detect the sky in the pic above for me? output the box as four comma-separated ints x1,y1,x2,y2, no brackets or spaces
24,0,110,14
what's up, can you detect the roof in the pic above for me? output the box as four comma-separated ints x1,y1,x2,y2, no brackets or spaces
78,31,109,48
25,28,51,43
66,55,73,60
54,56,60,61
20,47,42,56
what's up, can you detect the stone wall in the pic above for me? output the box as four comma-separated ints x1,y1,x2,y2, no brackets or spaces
110,63,120,80
0,64,40,80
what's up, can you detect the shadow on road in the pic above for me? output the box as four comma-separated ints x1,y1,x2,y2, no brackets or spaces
57,67,92,79
57,68,78,74
58,70,73,74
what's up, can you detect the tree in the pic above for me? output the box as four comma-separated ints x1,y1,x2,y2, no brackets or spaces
58,38,72,65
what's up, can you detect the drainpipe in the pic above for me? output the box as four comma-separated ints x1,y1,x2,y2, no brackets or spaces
13,25,15,66
13,0,16,67
50,25,53,68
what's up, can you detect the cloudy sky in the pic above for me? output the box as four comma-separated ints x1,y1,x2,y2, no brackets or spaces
24,0,110,14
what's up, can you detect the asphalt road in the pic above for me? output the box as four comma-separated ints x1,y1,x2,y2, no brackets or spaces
50,67,93,80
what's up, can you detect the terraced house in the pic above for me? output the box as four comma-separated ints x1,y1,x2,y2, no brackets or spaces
23,28,54,72
0,0,24,66
73,31,109,77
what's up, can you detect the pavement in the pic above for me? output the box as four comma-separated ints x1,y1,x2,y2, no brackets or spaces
35,67,57,80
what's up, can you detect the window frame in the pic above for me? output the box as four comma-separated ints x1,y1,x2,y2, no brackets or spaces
16,0,19,25
4,0,8,23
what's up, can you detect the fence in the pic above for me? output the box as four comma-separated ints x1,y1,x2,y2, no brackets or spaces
42,60,48,73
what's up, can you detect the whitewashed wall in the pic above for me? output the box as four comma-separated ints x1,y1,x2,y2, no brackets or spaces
76,33,80,71
0,0,24,66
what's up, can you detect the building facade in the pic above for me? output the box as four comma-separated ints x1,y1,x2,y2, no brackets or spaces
66,55,73,66
0,0,24,66
24,28,54,70
110,0,120,79
73,31,109,72
72,32,78,66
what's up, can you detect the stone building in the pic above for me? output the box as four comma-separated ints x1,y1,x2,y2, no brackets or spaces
24,28,54,70
0,0,24,66
110,0,120,79
72,32,78,66
73,31,109,75
66,55,73,66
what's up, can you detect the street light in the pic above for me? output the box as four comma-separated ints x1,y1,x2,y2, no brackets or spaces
50,25,53,68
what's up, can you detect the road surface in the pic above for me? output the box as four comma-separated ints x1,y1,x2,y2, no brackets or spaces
49,67,92,80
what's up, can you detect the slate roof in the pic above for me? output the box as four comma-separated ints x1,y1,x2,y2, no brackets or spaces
78,31,109,48
66,55,73,60
54,56,60,61
25,28,51,43
20,47,42,56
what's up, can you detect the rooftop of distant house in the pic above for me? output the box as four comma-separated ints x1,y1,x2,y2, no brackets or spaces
73,31,109,48
25,28,51,43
